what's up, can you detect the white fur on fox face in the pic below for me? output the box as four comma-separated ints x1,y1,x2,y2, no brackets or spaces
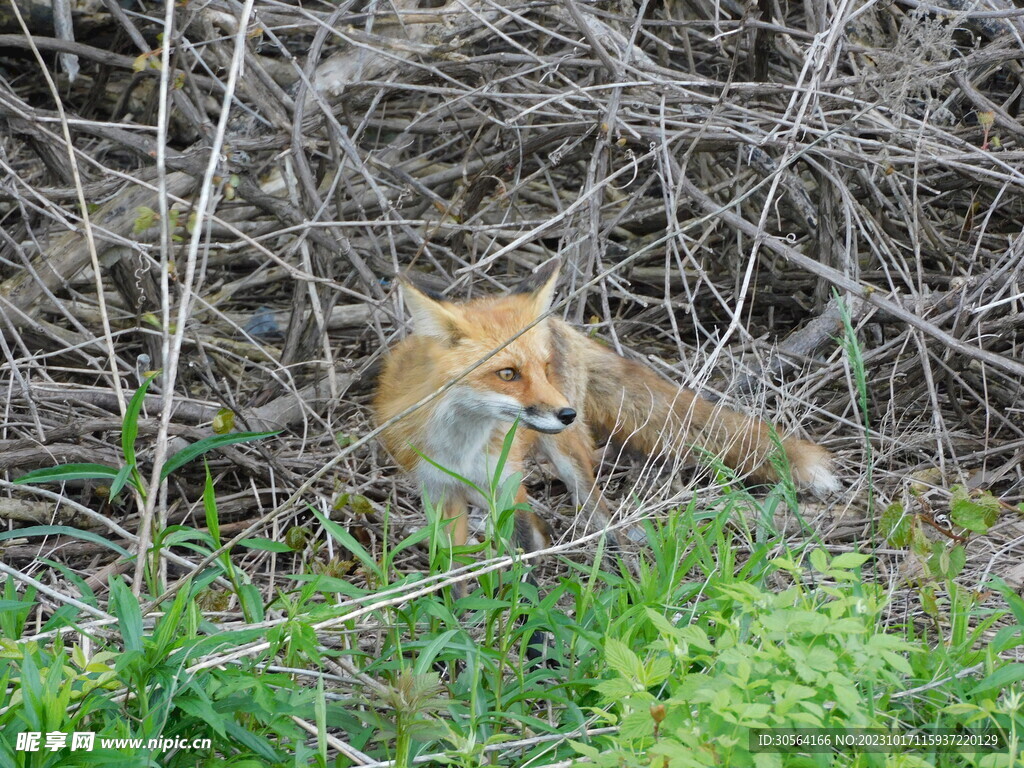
517,408,569,434
438,387,569,434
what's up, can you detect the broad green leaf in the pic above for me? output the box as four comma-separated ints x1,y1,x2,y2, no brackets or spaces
109,575,143,654
950,484,999,533
568,740,600,759
413,629,462,675
238,584,264,623
14,463,119,485
832,552,871,570
595,677,635,699
645,655,672,686
808,548,829,573
161,430,280,480
619,709,656,740
604,637,642,681
880,503,911,547
946,544,966,578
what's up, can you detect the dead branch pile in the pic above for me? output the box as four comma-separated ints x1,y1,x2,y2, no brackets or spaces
1,0,1023,592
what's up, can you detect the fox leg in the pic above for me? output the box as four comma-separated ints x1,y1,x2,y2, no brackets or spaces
544,429,624,552
513,485,553,554
509,485,557,664
441,494,469,549
439,494,470,600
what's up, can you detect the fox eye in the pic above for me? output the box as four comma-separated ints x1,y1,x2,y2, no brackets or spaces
496,368,520,382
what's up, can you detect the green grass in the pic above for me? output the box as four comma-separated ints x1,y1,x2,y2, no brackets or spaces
3,487,1021,766
2,487,1023,766
3,373,1024,766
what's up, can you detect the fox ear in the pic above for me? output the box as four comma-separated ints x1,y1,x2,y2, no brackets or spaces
514,258,561,317
399,275,465,343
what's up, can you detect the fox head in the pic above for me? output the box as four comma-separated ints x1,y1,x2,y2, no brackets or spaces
399,259,576,434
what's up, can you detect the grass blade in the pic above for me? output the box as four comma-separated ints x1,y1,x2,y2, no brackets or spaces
123,371,159,469
109,463,136,499
161,430,280,481
14,463,120,485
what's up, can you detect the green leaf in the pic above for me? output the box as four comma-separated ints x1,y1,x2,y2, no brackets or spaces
237,583,264,623
881,650,913,675
14,463,120,485
808,548,829,573
123,371,159,471
109,575,143,654
990,577,1024,624
391,525,433,557
203,462,221,546
678,625,713,652
491,418,519,491
109,463,136,499
595,677,635,699
312,509,382,581
968,663,1024,697
133,205,157,232
161,430,279,481
946,545,966,578
239,538,293,553
604,637,642,681
910,525,932,558
880,503,911,547
285,573,368,598
152,587,190,657
928,541,947,579
568,740,600,759
413,630,462,676
950,484,999,533
951,501,996,533
619,709,656,740
455,596,512,611
832,552,871,570
992,625,1024,654
644,608,679,636
920,583,938,617
645,655,672,687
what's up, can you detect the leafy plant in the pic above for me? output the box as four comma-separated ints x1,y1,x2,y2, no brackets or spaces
575,548,911,766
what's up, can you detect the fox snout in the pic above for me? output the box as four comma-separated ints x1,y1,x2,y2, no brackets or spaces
556,407,576,425
523,405,576,434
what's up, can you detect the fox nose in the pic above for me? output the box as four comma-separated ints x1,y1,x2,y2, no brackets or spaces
555,407,577,426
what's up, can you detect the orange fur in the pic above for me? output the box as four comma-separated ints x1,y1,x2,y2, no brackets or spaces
374,260,838,553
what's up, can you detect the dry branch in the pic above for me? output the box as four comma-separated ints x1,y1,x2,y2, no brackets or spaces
1,0,1023,736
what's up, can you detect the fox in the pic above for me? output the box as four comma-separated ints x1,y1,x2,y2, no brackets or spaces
374,259,839,560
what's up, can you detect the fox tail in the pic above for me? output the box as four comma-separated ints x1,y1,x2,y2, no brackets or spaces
578,338,839,495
